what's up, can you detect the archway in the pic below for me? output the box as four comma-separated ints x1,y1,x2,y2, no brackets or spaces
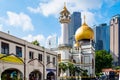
1,68,23,80
47,72,55,80
29,70,42,80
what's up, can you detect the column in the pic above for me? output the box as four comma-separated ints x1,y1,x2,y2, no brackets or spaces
44,49,46,80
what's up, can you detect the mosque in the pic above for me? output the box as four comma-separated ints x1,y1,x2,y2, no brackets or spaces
58,4,95,78
0,3,95,80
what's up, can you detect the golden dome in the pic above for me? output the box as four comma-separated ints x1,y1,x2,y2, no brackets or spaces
75,16,94,41
74,42,80,48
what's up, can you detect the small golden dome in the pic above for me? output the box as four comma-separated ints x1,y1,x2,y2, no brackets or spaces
74,42,80,48
75,16,94,41
60,3,70,15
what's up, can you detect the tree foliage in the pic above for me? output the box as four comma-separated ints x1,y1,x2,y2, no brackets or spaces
58,62,88,79
67,62,75,74
113,66,120,70
95,50,113,73
59,62,68,72
31,40,40,46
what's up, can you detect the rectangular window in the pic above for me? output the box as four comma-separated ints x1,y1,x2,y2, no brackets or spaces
29,51,34,59
58,54,61,62
53,57,55,65
38,54,42,61
16,46,22,57
47,55,50,63
1,42,9,54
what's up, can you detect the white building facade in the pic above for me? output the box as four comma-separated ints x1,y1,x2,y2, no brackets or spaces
0,31,57,80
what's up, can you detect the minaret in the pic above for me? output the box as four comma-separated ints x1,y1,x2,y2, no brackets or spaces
59,3,71,62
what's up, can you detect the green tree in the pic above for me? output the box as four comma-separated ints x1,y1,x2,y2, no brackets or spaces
81,70,88,76
31,40,40,46
114,66,120,70
58,62,68,79
81,70,88,80
75,66,82,79
67,62,75,79
95,50,113,74
67,62,75,75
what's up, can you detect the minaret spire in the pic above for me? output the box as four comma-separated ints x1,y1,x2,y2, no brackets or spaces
84,15,86,23
64,2,66,7
63,2,67,10
59,2,70,23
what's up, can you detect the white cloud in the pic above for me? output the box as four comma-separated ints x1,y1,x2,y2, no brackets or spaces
0,17,6,31
46,34,57,48
27,0,119,26
27,0,103,26
27,0,63,17
22,34,45,46
27,0,102,17
7,11,34,31
22,34,58,47
81,11,97,27
0,24,3,31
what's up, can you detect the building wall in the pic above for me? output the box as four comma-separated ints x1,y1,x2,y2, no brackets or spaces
72,40,95,76
93,23,110,52
0,31,57,80
110,14,120,66
68,12,81,46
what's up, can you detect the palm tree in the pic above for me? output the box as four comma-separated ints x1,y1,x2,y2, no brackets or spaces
67,62,75,79
59,62,68,80
81,70,88,80
75,66,82,79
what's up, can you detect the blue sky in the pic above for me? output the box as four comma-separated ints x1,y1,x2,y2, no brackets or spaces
0,0,120,47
